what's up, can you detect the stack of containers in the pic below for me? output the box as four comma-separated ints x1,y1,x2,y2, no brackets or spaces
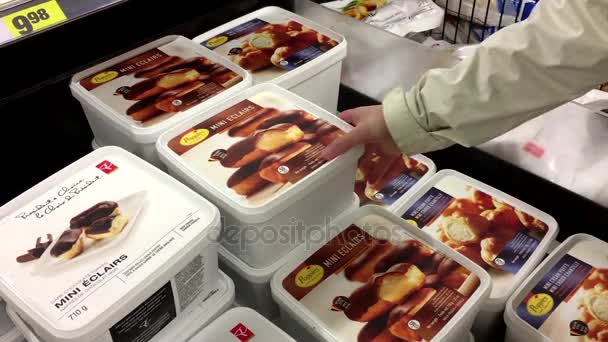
0,147,223,342
505,234,608,342
354,145,436,212
191,307,296,341
0,301,22,342
394,170,559,339
70,35,251,167
193,7,347,113
271,205,491,342
7,271,235,342
216,195,359,318
156,83,362,313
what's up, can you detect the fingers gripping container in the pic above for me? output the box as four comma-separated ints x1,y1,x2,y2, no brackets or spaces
191,307,296,341
0,146,222,342
271,205,491,342
219,194,359,318
354,146,436,213
393,169,558,339
193,6,347,113
156,83,363,269
7,271,235,342
70,35,252,168
504,234,608,342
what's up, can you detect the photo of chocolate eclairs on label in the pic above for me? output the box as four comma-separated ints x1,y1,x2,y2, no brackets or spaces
17,191,146,271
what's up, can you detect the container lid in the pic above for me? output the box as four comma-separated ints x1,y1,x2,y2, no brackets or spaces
70,35,251,143
0,146,220,341
271,205,491,342
192,307,295,341
193,6,346,88
394,169,558,310
505,234,608,341
354,146,436,212
157,83,363,223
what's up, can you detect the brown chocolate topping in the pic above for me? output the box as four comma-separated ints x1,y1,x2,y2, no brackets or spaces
70,201,117,229
50,229,82,257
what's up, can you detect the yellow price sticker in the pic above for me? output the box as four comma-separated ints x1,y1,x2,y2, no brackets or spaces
3,0,67,38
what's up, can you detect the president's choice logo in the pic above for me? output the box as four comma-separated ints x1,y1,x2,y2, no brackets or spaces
230,323,255,341
96,160,118,174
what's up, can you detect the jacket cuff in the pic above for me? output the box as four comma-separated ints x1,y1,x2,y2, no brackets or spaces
383,87,450,155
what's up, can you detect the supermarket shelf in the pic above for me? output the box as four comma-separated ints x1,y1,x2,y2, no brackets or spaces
0,0,126,46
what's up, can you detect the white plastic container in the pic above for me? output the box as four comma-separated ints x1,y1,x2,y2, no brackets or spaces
0,301,23,342
219,194,359,318
157,83,363,269
7,271,235,342
193,6,347,113
504,234,608,342
70,35,252,167
393,169,559,339
0,146,222,342
271,205,491,342
354,146,436,213
192,307,295,341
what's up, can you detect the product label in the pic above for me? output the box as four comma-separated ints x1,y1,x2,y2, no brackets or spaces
401,175,549,298
515,239,608,341
355,146,430,207
200,15,338,83
166,91,344,208
282,215,481,341
110,282,176,342
78,39,243,128
0,152,213,331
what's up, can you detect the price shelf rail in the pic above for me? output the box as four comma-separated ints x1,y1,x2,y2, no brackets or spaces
0,0,125,47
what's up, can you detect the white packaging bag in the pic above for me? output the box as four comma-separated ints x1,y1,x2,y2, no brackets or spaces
322,0,444,36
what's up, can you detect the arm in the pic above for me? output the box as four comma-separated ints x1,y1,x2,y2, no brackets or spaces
385,0,608,155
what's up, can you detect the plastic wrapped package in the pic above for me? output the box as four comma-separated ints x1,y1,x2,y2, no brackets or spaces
322,0,444,36
479,102,608,207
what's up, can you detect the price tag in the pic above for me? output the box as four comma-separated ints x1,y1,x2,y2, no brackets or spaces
2,0,67,38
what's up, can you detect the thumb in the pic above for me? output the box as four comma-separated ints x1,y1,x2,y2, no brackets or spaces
321,125,367,160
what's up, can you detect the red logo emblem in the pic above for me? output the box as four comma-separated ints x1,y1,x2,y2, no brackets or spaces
96,160,118,174
230,323,255,341
523,142,545,158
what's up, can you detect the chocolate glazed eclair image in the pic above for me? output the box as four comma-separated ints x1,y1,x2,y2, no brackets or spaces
15,201,131,263
51,201,129,260
219,107,343,199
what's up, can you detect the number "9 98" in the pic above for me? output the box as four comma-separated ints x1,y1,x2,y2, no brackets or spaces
12,9,51,35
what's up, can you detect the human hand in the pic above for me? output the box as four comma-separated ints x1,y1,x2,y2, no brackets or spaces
321,105,401,160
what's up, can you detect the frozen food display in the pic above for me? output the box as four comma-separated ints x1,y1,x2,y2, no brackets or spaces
355,145,435,210
193,7,347,113
506,234,608,342
271,206,490,342
70,35,251,167
0,147,221,342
